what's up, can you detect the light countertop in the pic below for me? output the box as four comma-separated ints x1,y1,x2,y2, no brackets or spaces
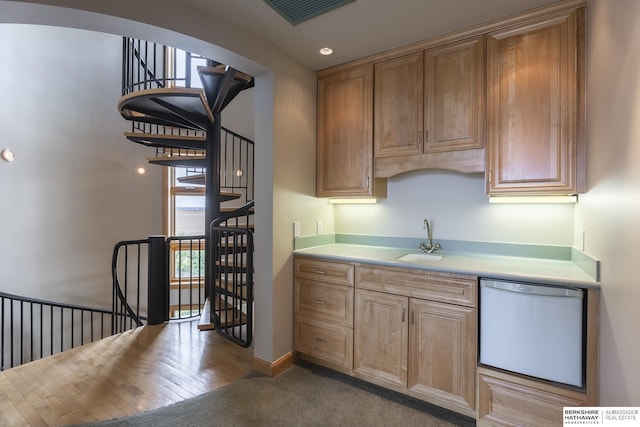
294,243,600,289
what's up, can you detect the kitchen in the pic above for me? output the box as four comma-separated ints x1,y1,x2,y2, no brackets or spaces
291,0,638,423
1,0,638,420
293,7,599,418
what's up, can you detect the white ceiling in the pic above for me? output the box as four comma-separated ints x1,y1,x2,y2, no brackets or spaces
182,0,561,71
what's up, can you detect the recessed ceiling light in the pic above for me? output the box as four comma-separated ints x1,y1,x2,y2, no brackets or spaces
137,167,146,175
319,47,333,56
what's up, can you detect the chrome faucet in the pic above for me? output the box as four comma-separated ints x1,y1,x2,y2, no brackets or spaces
419,218,441,253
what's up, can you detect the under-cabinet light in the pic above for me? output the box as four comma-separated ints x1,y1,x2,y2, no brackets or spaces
489,195,578,204
329,198,378,204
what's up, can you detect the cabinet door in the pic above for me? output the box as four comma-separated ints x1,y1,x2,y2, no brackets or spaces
354,289,408,388
486,9,583,195
408,299,476,414
374,52,424,158
425,35,484,153
317,65,374,197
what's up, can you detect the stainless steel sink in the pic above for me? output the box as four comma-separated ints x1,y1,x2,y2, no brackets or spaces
396,253,443,263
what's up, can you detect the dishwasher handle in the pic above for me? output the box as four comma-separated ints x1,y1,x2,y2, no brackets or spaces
480,279,583,298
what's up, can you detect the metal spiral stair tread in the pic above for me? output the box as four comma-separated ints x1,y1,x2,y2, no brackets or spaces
118,87,213,131
124,132,206,150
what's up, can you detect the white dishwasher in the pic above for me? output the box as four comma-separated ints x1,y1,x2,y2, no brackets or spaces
479,279,585,388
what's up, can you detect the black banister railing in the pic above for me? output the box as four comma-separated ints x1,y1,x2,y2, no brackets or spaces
166,235,206,320
122,37,213,96
111,239,149,333
112,235,212,327
210,201,255,347
0,291,113,370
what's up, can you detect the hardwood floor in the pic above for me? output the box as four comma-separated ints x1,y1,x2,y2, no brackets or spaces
0,321,254,426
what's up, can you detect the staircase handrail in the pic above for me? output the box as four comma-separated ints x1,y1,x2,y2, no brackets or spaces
0,291,114,370
211,200,255,226
0,291,111,317
111,239,149,331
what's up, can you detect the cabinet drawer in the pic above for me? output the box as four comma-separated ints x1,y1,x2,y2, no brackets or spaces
295,257,354,287
295,279,353,327
294,319,353,369
356,266,476,307
477,367,586,427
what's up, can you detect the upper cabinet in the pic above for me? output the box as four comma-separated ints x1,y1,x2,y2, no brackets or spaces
374,51,424,158
373,35,486,177
317,64,386,198
316,1,586,197
486,8,586,196
425,36,485,154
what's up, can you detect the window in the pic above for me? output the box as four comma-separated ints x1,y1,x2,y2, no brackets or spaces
165,167,206,285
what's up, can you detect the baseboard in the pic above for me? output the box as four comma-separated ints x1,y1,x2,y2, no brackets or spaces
253,351,298,377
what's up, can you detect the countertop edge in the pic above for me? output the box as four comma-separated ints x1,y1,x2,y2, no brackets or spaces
293,244,601,290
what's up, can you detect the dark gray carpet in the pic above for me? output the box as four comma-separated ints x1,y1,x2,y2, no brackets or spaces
75,361,475,426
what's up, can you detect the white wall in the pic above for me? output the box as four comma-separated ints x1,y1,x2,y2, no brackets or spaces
0,24,162,308
336,171,575,246
576,0,640,405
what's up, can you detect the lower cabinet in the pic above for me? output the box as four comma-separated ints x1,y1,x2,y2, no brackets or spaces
294,257,355,373
354,266,477,417
294,256,598,424
477,367,587,427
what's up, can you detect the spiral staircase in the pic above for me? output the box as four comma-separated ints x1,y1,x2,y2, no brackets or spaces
116,39,256,347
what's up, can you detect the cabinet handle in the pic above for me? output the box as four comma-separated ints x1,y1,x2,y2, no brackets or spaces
417,130,421,144
411,310,414,325
313,299,326,305
315,338,327,344
313,270,326,274
401,308,405,322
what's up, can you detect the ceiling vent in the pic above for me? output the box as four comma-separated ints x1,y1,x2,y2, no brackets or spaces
263,0,356,25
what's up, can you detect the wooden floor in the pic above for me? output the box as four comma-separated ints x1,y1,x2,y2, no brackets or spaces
0,321,254,426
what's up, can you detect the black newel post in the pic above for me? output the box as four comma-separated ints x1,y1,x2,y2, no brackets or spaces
147,235,168,325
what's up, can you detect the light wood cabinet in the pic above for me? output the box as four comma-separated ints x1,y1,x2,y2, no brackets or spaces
477,367,586,427
425,35,485,154
354,265,477,417
374,52,424,158
354,289,408,388
408,299,476,414
317,64,386,198
373,36,485,177
486,8,586,195
294,257,355,372
317,2,586,190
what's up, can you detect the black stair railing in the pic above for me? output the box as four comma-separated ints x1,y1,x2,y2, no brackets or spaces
0,291,113,370
111,239,149,332
210,201,255,347
122,37,212,95
166,235,207,320
112,235,213,327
